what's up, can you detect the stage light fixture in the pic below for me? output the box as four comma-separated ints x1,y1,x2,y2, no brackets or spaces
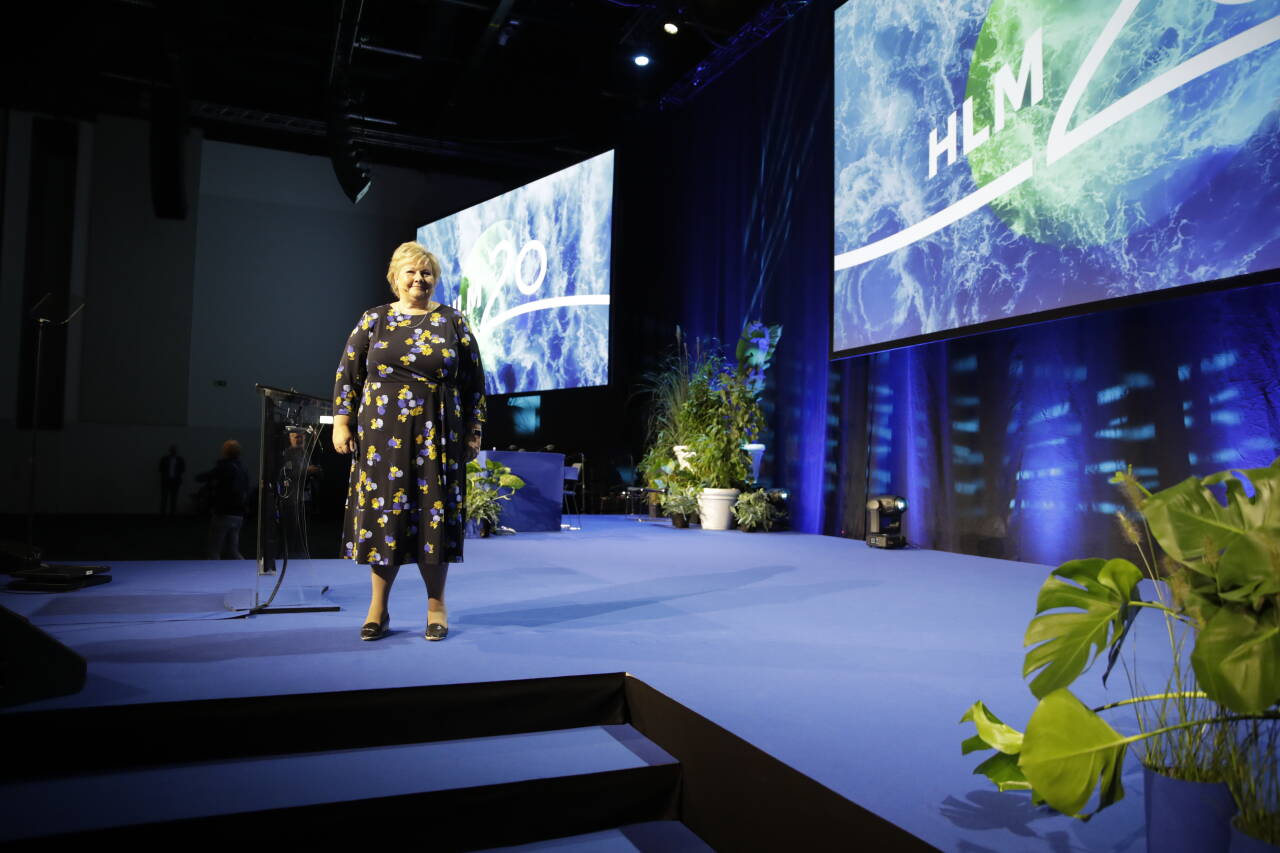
866,494,907,549
765,488,791,531
663,21,679,35
633,53,651,67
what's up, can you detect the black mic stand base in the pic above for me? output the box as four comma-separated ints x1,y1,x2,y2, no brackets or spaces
7,571,113,592
1,543,112,591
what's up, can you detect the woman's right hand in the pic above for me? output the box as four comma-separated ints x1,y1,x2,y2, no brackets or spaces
332,422,357,454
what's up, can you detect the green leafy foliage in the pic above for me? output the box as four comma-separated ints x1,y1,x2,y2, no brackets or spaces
637,331,699,492
1022,558,1143,698
465,458,525,525
661,486,699,518
735,321,782,396
1020,689,1128,818
731,488,780,531
960,701,1024,755
683,355,760,489
975,752,1033,793
1125,459,1280,713
638,324,776,494
1193,606,1280,716
1140,461,1280,570
959,702,1032,792
963,457,1280,826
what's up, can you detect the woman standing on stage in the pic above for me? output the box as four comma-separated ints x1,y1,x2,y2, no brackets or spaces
332,241,486,642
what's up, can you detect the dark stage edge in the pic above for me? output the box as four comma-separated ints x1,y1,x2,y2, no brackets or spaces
479,820,714,852
1,673,930,850
0,516,1157,851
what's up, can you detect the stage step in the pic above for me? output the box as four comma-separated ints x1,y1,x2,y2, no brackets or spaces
481,820,713,852
2,673,936,850
0,724,680,846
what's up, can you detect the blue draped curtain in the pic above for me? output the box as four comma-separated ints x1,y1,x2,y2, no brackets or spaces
632,3,834,533
829,281,1280,563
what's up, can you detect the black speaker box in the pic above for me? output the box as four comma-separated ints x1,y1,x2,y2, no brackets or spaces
0,605,87,707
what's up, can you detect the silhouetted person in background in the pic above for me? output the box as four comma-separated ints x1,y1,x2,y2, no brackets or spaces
196,440,250,559
280,429,321,556
158,445,185,515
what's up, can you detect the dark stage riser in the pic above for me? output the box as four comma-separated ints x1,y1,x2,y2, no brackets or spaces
2,673,936,851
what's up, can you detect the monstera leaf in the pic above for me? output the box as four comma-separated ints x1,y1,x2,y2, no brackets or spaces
1022,559,1143,698
974,752,1032,793
1203,461,1280,532
960,700,1024,755
1135,459,1280,573
1215,529,1280,609
1130,460,1280,712
1192,604,1280,714
960,701,1032,793
1019,689,1128,818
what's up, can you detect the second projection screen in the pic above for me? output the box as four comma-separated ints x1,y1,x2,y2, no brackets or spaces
833,0,1280,356
419,150,614,396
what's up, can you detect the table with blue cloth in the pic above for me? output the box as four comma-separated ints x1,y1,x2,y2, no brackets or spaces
477,450,566,532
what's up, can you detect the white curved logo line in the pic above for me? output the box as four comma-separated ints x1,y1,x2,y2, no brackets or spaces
835,8,1280,272
834,159,1033,270
1049,8,1280,164
483,294,610,328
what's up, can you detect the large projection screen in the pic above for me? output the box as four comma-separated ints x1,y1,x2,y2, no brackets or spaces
833,0,1280,358
417,150,614,396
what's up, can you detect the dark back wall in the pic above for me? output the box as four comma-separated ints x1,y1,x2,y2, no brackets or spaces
6,0,1277,567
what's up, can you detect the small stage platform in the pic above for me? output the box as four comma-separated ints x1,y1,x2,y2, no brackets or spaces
1,516,1155,851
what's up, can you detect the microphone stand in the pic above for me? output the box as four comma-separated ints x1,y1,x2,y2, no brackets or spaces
7,295,111,590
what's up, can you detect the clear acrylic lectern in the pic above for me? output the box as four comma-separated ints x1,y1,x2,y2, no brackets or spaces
225,385,340,613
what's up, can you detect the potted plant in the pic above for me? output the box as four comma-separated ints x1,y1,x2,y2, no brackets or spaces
637,322,780,531
465,458,525,537
960,458,1280,847
637,330,699,507
732,488,781,532
682,353,756,529
735,320,782,397
684,322,778,529
662,487,699,528
736,321,781,483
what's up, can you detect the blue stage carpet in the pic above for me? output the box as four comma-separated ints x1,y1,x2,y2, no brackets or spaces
3,516,1158,852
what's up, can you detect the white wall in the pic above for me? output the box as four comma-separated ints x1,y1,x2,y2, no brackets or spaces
0,114,503,514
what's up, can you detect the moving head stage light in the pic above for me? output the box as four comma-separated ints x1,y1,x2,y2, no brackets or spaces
866,495,907,549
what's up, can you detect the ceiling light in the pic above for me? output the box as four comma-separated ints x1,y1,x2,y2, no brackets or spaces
663,22,679,35
633,54,650,67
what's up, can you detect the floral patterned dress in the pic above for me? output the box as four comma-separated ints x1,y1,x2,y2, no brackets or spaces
334,303,486,566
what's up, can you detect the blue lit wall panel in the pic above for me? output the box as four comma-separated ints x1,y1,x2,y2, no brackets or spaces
849,280,1280,564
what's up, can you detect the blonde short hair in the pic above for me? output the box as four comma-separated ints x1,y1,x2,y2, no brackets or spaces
386,241,442,297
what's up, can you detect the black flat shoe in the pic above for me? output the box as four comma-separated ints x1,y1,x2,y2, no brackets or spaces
361,613,390,641
425,622,448,641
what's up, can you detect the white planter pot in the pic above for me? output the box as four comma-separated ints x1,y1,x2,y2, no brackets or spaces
743,443,765,483
697,488,740,530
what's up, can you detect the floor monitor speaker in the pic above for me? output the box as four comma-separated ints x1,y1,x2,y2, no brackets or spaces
0,605,86,707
